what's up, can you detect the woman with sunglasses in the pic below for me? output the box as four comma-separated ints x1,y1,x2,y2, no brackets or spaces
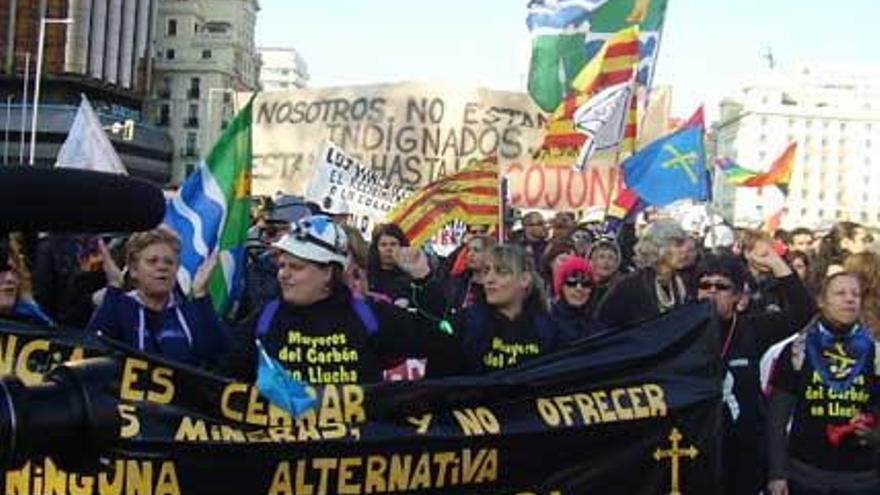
767,272,880,495
223,215,458,384
550,256,606,340
695,251,813,495
452,244,575,374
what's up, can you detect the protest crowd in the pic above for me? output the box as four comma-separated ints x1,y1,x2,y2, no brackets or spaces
2,198,880,494
0,1,876,492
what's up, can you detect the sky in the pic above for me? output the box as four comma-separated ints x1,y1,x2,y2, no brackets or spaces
255,0,879,120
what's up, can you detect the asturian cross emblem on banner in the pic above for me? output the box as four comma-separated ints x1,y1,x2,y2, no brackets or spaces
653,427,699,495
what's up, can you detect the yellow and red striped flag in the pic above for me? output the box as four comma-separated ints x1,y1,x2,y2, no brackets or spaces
537,26,640,168
386,158,499,247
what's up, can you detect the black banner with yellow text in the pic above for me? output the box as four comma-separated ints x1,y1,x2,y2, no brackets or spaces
0,303,722,494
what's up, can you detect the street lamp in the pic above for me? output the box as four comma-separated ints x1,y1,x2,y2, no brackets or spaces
29,17,73,165
14,51,31,163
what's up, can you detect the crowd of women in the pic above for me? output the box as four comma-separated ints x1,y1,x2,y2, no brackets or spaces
2,199,880,495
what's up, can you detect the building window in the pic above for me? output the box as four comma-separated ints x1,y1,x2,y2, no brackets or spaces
158,105,170,126
202,50,212,59
805,120,812,129
185,133,198,157
761,117,768,126
186,104,199,127
867,123,873,132
166,49,175,60
188,78,200,99
867,139,872,149
167,19,177,36
840,122,847,132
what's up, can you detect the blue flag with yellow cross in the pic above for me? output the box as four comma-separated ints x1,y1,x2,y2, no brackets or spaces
622,125,711,207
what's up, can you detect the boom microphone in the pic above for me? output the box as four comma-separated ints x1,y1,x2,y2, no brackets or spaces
0,166,166,233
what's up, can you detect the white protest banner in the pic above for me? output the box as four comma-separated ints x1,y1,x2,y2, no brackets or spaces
247,83,671,211
305,139,411,236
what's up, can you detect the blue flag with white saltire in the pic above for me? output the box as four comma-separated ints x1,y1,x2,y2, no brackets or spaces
622,125,711,207
255,340,318,418
164,96,254,316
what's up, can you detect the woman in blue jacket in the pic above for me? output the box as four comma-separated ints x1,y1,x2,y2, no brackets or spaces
87,228,228,367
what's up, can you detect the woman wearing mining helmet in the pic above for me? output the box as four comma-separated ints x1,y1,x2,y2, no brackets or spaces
223,215,458,384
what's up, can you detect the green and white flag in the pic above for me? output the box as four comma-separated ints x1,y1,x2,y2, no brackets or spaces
164,96,254,316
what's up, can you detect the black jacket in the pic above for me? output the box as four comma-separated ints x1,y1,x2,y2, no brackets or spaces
596,268,692,328
720,273,815,495
222,286,459,384
550,300,606,340
453,294,577,375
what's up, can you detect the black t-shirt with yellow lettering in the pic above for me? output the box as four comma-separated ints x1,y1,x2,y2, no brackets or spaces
455,301,573,374
771,341,880,473
223,288,460,384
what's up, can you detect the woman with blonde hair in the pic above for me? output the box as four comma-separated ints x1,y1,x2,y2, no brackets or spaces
88,228,227,367
0,235,55,326
843,252,880,337
452,244,575,374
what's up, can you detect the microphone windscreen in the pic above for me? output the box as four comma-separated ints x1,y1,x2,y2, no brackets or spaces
0,166,166,233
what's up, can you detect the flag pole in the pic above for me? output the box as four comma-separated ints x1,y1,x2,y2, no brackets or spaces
498,174,507,243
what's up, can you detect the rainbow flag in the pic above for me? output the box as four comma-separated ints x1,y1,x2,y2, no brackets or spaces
386,158,499,247
716,143,797,193
538,26,640,168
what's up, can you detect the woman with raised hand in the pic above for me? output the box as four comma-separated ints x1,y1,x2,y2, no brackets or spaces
87,228,228,367
223,215,459,384
767,272,880,495
453,244,576,374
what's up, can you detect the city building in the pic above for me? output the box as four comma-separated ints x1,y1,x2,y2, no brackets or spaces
0,0,173,183
150,0,259,184
258,47,308,90
713,64,880,229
